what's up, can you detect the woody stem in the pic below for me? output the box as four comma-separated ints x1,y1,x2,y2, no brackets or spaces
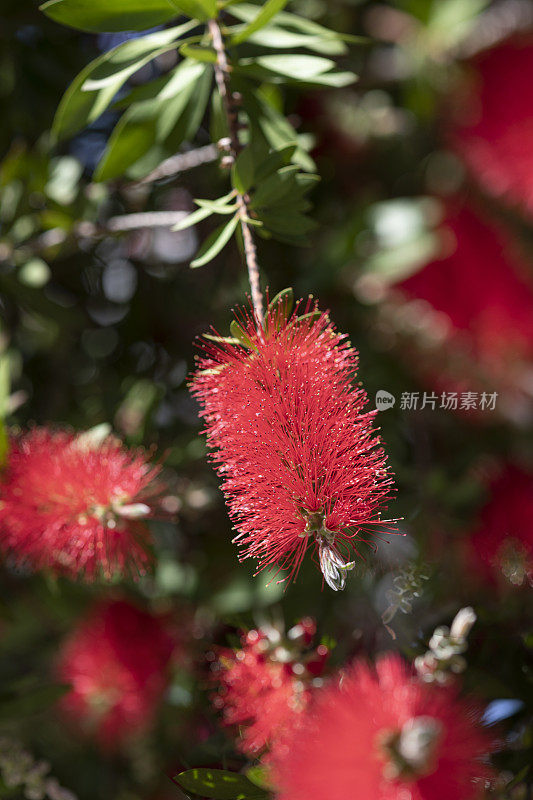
208,16,265,325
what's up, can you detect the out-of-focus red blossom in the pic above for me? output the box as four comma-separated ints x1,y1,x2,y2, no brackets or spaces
56,600,176,748
449,35,533,216
396,203,533,369
469,464,533,588
210,619,329,756
0,427,163,580
271,653,496,800
191,303,394,588
380,202,533,416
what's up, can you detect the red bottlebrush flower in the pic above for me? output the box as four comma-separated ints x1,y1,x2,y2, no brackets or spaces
271,653,496,800
56,600,176,748
210,619,328,756
191,303,394,589
469,465,533,588
0,427,162,580
449,35,533,217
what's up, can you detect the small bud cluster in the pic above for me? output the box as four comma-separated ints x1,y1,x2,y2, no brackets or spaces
0,738,76,800
382,562,430,624
415,607,477,684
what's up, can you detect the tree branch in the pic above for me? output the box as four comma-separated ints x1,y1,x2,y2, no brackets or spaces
208,16,265,326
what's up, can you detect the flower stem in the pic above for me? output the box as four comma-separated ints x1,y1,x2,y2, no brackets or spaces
208,17,265,325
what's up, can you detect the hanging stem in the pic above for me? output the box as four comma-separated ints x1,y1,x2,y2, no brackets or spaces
208,16,265,325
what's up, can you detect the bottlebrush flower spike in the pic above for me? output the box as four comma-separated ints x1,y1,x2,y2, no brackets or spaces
191,296,394,589
56,600,176,748
0,427,162,580
210,618,328,756
271,653,496,800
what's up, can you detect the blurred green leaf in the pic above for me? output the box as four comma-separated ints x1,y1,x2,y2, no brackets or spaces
172,206,214,231
180,44,217,63
191,214,240,267
243,54,336,79
53,23,196,139
39,0,181,33
174,769,268,799
232,147,255,194
95,60,209,181
231,0,289,45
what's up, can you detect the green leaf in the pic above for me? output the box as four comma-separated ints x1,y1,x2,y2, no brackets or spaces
255,144,297,181
40,0,181,33
191,215,240,267
180,43,217,63
95,61,209,181
174,769,268,800
242,26,347,55
95,104,158,182
229,4,365,43
172,206,213,231
52,23,196,140
195,199,238,214
232,146,255,194
243,54,336,80
268,286,294,317
250,164,300,209
230,320,255,349
231,0,288,45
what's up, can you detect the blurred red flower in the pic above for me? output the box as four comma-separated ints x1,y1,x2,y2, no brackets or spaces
0,427,162,580
56,600,176,748
396,202,533,369
380,202,533,419
271,653,496,800
469,464,533,588
210,619,328,756
449,35,533,216
191,303,394,589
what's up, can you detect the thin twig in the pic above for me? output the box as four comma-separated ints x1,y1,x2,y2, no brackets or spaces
133,144,219,185
0,210,188,264
208,16,265,325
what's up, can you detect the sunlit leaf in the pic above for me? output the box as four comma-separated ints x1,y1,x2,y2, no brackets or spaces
40,0,181,33
231,0,288,45
191,215,240,267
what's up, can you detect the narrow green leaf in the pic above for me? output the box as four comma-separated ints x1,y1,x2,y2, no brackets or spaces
229,320,255,349
250,164,300,209
174,768,268,800
179,43,217,63
52,23,196,140
231,0,288,45
255,144,297,181
191,215,240,267
232,146,255,194
195,199,238,214
268,286,294,316
40,0,180,33
94,105,158,182
172,206,213,231
230,3,365,43
242,26,347,55
244,54,336,80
